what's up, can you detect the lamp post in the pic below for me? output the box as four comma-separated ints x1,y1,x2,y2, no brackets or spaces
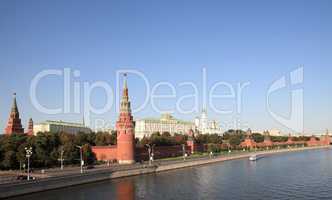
76,145,83,174
145,144,155,166
182,144,186,161
25,147,33,181
58,147,64,170
19,160,22,174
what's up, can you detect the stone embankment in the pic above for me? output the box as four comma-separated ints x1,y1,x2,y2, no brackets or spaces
0,146,330,199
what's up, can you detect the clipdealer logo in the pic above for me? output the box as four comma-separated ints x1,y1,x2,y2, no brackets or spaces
29,66,304,132
266,67,304,133
29,67,251,129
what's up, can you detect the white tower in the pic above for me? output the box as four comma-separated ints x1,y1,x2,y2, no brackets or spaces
200,109,208,134
194,116,199,127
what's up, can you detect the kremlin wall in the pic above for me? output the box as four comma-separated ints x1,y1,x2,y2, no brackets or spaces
239,129,331,149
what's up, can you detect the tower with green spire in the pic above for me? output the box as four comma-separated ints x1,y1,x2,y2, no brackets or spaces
4,93,24,135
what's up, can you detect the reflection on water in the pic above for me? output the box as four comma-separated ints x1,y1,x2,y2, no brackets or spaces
116,180,134,200
9,149,332,200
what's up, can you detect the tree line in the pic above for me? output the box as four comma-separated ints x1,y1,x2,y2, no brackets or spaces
0,131,116,170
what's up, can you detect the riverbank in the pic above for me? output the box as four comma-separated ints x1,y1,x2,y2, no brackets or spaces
1,145,330,199
156,145,331,172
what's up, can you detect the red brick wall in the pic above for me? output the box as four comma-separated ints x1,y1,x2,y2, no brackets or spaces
306,136,330,146
93,145,193,162
240,138,257,148
92,146,117,161
187,141,205,153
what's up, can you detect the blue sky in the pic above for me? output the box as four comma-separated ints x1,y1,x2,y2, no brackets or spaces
0,0,331,134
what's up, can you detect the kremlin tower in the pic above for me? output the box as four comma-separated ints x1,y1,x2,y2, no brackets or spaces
263,131,273,147
116,74,136,164
4,93,24,135
240,129,257,149
26,118,34,136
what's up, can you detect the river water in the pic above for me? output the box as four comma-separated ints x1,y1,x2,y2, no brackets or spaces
10,148,332,200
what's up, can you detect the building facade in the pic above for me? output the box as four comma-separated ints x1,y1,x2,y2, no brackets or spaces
135,114,195,139
268,129,283,136
194,109,222,135
33,120,92,135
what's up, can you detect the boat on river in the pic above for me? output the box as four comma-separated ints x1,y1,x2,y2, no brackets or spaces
249,155,258,161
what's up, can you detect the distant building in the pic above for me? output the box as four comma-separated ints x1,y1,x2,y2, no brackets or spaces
33,120,92,135
268,129,283,136
94,127,114,134
194,109,222,135
4,93,24,135
135,114,195,139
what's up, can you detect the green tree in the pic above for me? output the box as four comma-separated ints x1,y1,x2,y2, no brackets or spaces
59,133,78,164
2,150,17,169
162,132,171,137
195,134,208,144
95,132,116,146
74,132,89,145
82,144,96,165
207,143,221,153
207,134,223,144
271,136,288,142
139,137,150,146
229,136,241,147
252,133,264,143
34,132,59,167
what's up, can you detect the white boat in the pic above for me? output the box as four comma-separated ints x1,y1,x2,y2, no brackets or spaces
249,155,257,161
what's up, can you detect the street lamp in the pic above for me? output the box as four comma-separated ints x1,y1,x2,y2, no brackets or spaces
76,145,83,174
25,147,33,181
182,144,187,161
19,160,22,174
145,144,155,166
58,147,64,170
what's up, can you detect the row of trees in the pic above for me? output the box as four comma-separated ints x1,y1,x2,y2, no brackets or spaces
122,130,310,154
222,129,311,146
137,131,224,153
137,131,224,147
0,131,116,170
0,129,312,169
138,132,188,147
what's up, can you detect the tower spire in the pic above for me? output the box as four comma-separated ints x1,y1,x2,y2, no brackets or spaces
11,93,18,113
120,73,131,114
202,106,206,113
123,73,128,89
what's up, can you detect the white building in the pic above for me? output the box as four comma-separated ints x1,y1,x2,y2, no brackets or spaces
268,129,283,136
194,110,223,135
135,114,195,139
33,120,92,135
